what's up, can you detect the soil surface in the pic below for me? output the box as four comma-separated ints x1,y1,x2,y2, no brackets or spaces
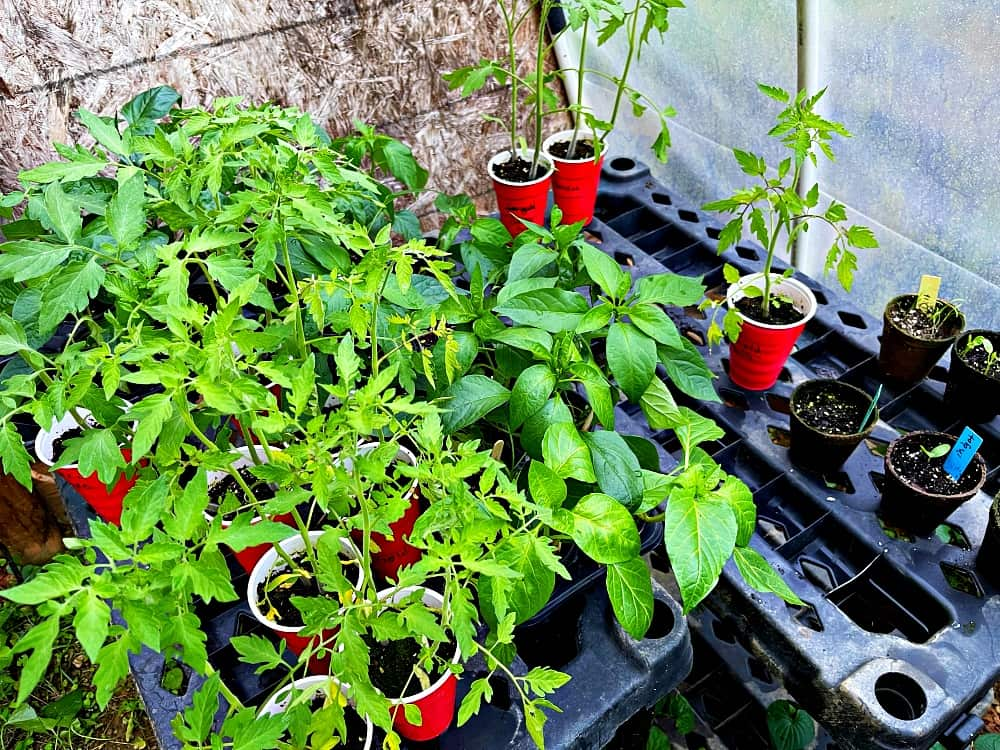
887,297,962,340
366,635,451,699
795,387,870,435
735,295,804,325
492,154,548,183
257,553,321,629
890,436,982,495
548,138,596,160
207,466,276,517
959,333,1000,378
51,426,86,456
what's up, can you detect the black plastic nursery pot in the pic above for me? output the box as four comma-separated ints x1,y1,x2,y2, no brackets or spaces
789,378,879,474
881,430,988,537
976,493,1000,590
945,329,1000,423
878,294,965,386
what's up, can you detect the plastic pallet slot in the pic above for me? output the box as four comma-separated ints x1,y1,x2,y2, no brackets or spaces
592,159,999,750
60,476,691,750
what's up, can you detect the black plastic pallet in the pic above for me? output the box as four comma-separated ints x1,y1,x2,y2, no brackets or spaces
61,478,691,750
591,158,1000,750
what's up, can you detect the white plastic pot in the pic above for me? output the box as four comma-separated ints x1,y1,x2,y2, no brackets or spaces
258,675,373,750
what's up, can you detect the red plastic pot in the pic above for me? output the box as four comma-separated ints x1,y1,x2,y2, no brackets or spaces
488,149,553,237
248,531,363,674
726,274,817,390
345,443,423,581
35,408,137,526
542,129,604,226
378,587,459,741
205,446,295,574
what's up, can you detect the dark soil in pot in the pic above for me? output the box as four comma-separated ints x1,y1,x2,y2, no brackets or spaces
789,379,877,473
51,426,86,457
257,553,322,629
878,294,965,385
945,330,1000,422
886,297,963,340
889,438,981,495
207,467,276,518
492,155,547,183
366,635,451,699
548,138,596,160
735,296,804,326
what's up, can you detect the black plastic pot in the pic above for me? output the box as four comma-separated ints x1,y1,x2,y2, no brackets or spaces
976,493,1000,590
880,430,987,536
789,379,879,473
878,294,965,386
944,330,1000,423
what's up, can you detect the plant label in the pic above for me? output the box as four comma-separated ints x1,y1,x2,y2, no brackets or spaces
916,274,941,312
943,426,983,481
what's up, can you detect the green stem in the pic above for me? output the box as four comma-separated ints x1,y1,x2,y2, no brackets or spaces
531,0,551,176
568,17,589,157
604,4,641,143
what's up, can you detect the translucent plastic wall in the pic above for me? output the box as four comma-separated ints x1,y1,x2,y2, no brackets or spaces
556,0,1000,328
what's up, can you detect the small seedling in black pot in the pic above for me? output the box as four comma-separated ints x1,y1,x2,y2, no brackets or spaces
788,380,880,473
945,330,1000,423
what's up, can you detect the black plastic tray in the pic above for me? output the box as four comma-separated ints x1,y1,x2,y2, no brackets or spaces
589,158,1000,750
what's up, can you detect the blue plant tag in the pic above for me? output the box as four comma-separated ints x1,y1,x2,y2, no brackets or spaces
943,427,983,481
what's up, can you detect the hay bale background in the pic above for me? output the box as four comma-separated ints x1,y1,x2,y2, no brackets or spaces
0,0,568,222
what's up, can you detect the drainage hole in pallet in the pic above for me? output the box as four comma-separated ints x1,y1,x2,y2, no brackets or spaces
651,192,672,206
758,516,790,547
735,245,760,261
683,305,707,320
710,616,751,650
645,598,676,639
874,672,927,720
800,557,838,592
877,515,915,543
786,601,824,632
821,471,855,494
234,612,259,636
684,327,706,346
777,366,793,383
767,425,791,448
766,392,791,415
614,250,635,267
514,598,583,669
940,562,984,598
869,471,886,492
720,388,749,410
813,289,829,305
838,310,868,329
584,229,603,244
866,438,889,458
746,656,774,685
678,209,700,223
160,658,191,696
706,226,721,240
934,523,971,550
927,364,949,383
610,157,636,171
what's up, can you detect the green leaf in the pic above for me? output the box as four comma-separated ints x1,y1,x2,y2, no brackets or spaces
845,224,878,249
757,82,790,102
458,678,492,727
73,429,126,485
664,492,737,612
19,154,107,184
510,364,556,430
528,460,567,509
582,431,643,511
164,611,208,674
0,421,33,489
120,475,169,544
975,736,1000,750
766,700,815,750
488,327,554,359
508,243,557,282
734,149,764,177
128,393,174,461
580,243,630,300
0,241,73,282
628,303,683,348
570,361,614,429
570,493,641,564
575,302,614,334
122,86,181,134
659,339,720,403
73,589,111,662
167,467,209,540
76,108,125,155
43,181,82,244
542,423,596,482
635,273,706,307
674,407,726,457
494,288,589,332
716,475,756,546
607,322,657,401
39,258,106,332
524,666,571,695
606,558,654,639
93,638,132,709
215,516,292,552
12,616,59,704
380,138,428,190
482,535,555,626
639,377,681,430
0,557,86,605
733,546,803,606
664,693,696,734
106,168,147,250
647,726,671,750
440,374,511,433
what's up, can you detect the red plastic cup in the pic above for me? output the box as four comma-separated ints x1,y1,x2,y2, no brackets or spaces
726,274,817,391
379,587,460,741
488,150,553,237
35,408,137,526
248,531,363,673
543,129,604,226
